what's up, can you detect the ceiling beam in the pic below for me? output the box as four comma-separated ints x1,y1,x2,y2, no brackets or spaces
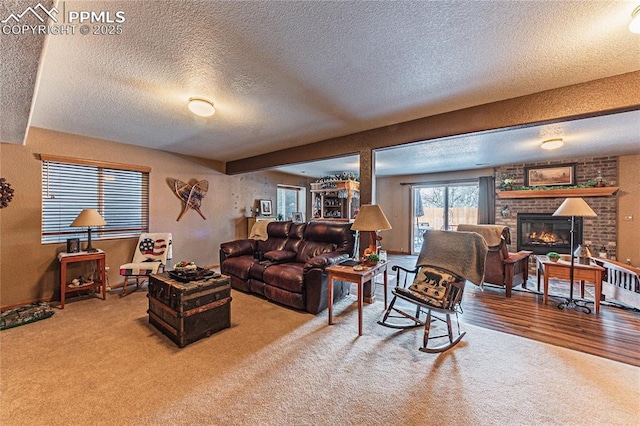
226,71,640,175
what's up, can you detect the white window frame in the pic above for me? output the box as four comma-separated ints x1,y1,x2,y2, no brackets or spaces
277,184,306,221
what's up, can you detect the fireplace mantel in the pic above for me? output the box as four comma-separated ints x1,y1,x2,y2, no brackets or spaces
497,187,619,199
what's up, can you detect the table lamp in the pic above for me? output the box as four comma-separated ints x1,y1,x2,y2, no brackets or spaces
552,197,597,313
351,204,392,257
71,209,107,252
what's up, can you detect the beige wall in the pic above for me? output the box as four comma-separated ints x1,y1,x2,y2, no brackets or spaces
0,127,309,308
618,155,640,266
376,168,493,253
1,126,636,308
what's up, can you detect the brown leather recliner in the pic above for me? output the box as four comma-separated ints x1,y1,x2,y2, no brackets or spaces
220,221,355,313
457,224,532,297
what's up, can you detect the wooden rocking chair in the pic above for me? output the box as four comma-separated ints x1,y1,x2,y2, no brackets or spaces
378,230,488,353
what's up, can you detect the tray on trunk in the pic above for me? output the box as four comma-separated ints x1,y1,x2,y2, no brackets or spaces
168,267,219,282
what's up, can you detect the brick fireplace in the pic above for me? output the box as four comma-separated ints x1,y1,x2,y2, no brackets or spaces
495,157,618,263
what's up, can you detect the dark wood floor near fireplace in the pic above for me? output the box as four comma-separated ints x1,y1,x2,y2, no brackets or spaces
380,255,640,367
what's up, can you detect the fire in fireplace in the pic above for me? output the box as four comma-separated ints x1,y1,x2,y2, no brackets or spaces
517,213,583,254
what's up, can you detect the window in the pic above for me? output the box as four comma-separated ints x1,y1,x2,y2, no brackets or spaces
41,155,150,243
277,185,306,221
412,182,479,253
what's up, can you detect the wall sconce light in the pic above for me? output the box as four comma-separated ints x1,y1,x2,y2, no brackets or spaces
501,205,510,218
188,97,215,117
630,5,640,33
541,138,564,150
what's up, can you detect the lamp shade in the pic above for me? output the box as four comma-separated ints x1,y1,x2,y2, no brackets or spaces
352,204,392,231
552,198,597,217
71,209,107,227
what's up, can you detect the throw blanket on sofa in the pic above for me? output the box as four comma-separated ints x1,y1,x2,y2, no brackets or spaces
416,230,488,286
249,219,274,241
457,224,508,247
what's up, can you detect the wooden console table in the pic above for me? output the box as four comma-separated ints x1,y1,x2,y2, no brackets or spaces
58,250,107,309
536,255,604,314
326,261,388,336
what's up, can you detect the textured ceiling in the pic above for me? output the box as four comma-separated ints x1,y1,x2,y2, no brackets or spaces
0,0,53,143
3,1,640,175
277,110,640,177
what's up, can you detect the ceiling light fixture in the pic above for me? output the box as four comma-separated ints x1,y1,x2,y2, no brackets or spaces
541,138,564,150
630,5,640,33
188,97,215,117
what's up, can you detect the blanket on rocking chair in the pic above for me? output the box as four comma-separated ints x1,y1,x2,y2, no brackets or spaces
417,230,488,286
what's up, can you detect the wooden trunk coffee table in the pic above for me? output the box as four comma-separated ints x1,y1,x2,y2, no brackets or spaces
148,272,231,347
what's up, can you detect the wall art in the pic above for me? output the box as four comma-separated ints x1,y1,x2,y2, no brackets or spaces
259,199,272,216
170,179,209,221
0,178,14,208
524,164,576,187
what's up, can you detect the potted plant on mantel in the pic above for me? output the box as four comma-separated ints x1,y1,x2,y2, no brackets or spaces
501,176,515,191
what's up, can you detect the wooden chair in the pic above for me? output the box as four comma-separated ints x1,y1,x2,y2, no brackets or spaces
457,224,531,297
119,233,172,296
378,230,488,353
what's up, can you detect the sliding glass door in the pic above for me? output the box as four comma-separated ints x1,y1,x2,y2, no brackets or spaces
412,183,479,253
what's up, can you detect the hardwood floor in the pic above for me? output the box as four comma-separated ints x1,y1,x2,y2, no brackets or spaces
376,255,640,367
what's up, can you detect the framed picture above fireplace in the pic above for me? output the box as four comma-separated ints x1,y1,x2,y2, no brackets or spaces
524,164,575,187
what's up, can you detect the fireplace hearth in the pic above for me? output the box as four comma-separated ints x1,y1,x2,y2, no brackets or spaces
517,213,583,255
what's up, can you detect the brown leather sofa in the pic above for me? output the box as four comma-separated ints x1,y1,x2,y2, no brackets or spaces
457,224,532,297
219,221,355,313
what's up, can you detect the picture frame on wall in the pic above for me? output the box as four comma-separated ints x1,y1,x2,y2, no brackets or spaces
66,238,80,253
524,164,576,187
259,199,273,216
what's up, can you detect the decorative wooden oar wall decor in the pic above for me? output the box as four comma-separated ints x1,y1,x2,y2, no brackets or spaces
170,179,209,221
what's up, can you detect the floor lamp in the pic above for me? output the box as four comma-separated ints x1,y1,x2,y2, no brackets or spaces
552,197,597,313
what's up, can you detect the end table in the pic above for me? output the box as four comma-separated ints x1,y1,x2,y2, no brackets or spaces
57,250,107,309
326,261,388,336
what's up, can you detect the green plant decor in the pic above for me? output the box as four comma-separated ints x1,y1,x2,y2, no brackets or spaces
365,253,380,263
546,252,561,261
503,180,599,191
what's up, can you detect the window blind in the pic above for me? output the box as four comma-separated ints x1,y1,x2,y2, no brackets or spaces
41,158,149,243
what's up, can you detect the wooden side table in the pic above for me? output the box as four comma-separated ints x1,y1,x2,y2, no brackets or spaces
536,255,604,314
326,261,388,336
58,250,107,309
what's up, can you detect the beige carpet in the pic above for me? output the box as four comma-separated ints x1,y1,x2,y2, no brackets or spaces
1,289,638,426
